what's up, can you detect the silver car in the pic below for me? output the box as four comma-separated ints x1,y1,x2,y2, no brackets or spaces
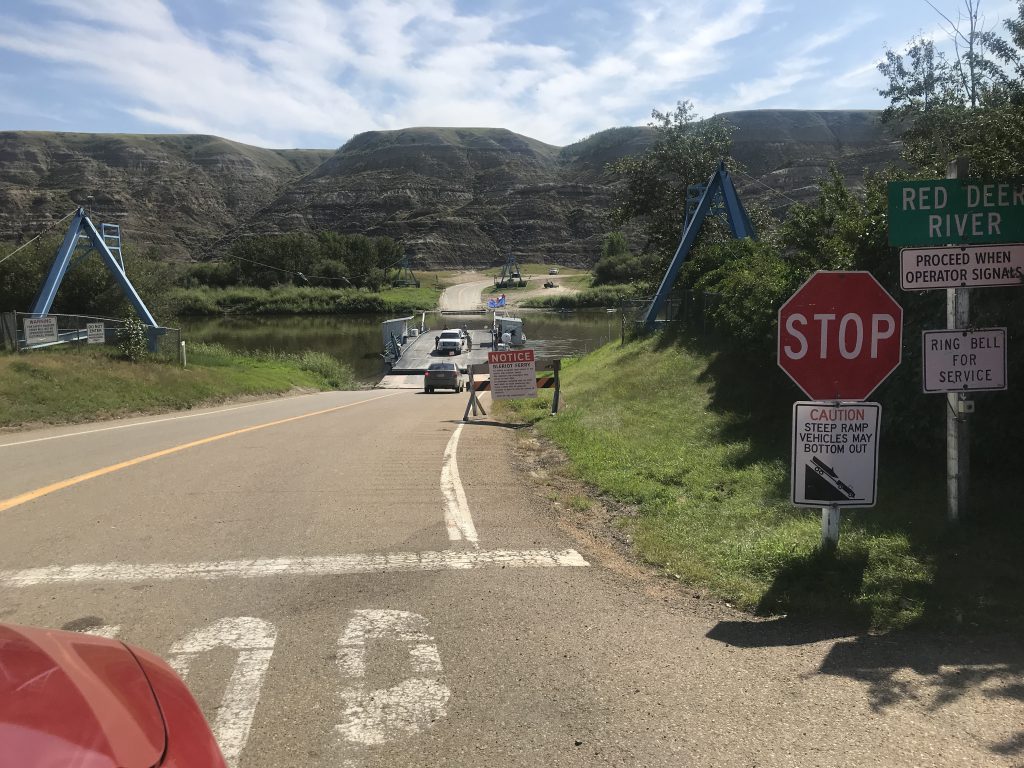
424,361,466,393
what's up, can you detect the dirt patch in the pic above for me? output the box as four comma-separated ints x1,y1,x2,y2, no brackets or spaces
512,427,748,623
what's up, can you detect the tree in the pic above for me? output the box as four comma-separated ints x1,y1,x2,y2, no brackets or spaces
608,101,734,281
878,2,1024,173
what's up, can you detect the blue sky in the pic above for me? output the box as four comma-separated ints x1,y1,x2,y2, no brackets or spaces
0,0,1020,148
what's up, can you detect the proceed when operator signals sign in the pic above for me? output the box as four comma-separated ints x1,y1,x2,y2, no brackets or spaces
792,402,880,508
487,349,537,400
900,244,1024,290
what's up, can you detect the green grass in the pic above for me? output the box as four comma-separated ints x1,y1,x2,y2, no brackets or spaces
522,284,642,309
168,285,440,316
0,343,356,428
496,335,1024,631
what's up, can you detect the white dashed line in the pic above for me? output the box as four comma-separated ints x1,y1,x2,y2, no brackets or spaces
0,549,589,587
440,424,479,545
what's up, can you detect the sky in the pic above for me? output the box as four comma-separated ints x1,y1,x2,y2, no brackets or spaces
0,0,1020,149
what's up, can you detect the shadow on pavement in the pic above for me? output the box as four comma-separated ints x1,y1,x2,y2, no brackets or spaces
707,617,1024,758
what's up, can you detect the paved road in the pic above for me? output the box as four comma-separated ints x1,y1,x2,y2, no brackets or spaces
1,391,1021,767
439,274,491,311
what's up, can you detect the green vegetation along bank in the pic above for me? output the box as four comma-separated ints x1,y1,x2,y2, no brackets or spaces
498,334,1023,632
167,285,440,316
0,344,356,429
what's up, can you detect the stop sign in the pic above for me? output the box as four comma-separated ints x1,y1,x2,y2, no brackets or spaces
778,271,903,401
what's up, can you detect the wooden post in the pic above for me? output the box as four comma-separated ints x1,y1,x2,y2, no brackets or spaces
946,158,971,524
551,360,561,415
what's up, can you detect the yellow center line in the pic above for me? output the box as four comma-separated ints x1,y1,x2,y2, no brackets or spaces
0,392,401,514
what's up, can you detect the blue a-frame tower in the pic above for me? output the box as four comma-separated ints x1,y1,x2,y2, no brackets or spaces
29,208,162,346
642,162,756,330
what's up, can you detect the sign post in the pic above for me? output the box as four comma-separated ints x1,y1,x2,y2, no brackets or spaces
778,271,902,549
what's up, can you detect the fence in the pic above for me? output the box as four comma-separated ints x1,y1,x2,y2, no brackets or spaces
1,311,183,364
619,289,723,338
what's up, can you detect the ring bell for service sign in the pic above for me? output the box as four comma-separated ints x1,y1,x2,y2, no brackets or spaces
488,349,537,400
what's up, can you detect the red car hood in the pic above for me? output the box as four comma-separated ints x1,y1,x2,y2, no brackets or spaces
0,623,166,768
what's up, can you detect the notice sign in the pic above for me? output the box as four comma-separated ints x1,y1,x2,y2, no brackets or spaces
900,244,1024,290
792,402,880,508
487,349,537,400
23,316,58,344
923,328,1007,393
86,322,106,344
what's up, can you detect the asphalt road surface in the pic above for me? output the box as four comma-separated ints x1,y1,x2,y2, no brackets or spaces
1,390,1021,767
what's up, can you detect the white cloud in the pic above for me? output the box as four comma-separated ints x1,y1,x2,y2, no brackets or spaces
0,0,770,147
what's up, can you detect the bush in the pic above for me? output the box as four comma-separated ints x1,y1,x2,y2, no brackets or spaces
117,315,148,362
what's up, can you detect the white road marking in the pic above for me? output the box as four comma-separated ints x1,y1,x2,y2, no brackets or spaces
335,610,450,747
440,424,479,545
0,395,323,449
0,549,588,587
168,617,277,768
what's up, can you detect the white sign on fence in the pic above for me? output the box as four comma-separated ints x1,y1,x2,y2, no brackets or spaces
86,322,106,344
922,328,1007,393
23,316,58,344
487,349,537,400
791,402,881,508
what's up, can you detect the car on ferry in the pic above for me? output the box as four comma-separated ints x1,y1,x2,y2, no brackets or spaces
424,361,466,393
435,329,465,355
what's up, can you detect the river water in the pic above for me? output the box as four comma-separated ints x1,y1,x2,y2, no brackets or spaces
177,310,621,384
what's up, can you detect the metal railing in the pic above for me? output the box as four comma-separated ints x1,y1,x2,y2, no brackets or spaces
620,289,722,338
2,310,183,364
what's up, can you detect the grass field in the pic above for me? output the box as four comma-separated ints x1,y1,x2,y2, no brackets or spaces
497,333,1024,631
168,285,440,316
0,343,355,428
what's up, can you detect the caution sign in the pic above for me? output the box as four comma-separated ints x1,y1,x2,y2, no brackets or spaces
487,349,537,400
791,402,880,508
922,328,1007,393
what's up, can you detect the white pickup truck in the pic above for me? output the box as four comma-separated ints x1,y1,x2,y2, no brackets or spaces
435,329,465,355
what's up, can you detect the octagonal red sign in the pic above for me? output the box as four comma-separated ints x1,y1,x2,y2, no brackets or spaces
778,271,903,401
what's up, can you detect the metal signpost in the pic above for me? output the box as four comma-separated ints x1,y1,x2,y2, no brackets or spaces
922,329,1007,393
778,271,902,549
887,161,1022,524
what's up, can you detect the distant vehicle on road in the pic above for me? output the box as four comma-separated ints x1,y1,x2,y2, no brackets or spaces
436,329,464,355
0,622,227,768
424,361,466,393
548,267,559,275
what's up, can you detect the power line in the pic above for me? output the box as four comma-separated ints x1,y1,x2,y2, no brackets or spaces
0,211,76,267
732,168,805,208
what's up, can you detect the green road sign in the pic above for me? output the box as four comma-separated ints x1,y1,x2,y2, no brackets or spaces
888,179,1024,246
